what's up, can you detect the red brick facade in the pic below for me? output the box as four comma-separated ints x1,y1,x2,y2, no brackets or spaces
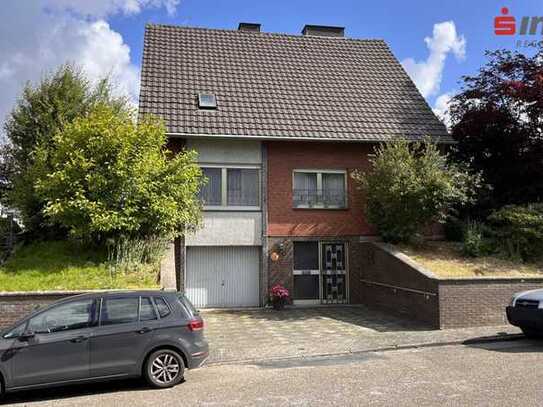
266,141,376,237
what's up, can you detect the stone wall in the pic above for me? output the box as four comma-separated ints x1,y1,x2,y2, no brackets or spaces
0,292,82,329
356,242,543,329
356,242,440,327
438,279,543,328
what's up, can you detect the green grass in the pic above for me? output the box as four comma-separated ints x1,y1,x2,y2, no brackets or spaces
397,241,543,278
0,241,159,292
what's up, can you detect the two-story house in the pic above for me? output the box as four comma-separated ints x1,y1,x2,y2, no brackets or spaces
139,23,450,308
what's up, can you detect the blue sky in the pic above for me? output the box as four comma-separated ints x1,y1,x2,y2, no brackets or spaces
107,0,542,109
1,0,541,132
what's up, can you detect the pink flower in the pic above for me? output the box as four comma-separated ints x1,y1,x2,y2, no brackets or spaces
270,284,290,299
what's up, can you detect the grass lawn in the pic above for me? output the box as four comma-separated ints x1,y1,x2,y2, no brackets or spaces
0,240,159,291
397,241,543,278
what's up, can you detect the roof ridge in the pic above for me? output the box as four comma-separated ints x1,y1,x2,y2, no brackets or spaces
145,23,385,43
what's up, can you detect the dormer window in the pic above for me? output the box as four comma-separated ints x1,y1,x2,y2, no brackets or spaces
198,93,217,109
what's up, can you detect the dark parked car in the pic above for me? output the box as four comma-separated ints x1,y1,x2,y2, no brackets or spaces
506,288,543,338
0,291,208,396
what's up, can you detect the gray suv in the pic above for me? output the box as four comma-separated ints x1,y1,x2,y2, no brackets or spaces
0,291,208,396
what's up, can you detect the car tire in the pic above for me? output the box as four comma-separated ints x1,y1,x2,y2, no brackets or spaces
144,349,185,388
521,327,541,339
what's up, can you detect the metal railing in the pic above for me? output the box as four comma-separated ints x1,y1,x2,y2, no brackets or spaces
293,188,346,208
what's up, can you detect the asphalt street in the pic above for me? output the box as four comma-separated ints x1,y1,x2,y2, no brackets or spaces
3,338,543,406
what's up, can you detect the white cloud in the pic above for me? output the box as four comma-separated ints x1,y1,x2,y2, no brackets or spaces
433,92,454,128
0,0,178,138
402,21,466,98
44,0,179,18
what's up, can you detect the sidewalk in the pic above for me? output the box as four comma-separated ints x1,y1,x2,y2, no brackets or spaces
201,306,522,365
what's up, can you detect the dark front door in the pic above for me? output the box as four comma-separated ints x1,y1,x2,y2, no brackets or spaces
11,299,96,387
292,241,320,303
90,296,158,377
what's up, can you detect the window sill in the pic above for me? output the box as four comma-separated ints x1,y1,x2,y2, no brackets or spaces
292,206,348,211
203,206,261,212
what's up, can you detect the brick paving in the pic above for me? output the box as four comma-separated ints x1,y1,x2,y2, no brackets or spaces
201,305,521,364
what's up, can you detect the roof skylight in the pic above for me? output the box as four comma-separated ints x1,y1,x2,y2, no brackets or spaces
198,93,217,109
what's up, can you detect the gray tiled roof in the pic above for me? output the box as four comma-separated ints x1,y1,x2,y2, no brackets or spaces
139,24,450,142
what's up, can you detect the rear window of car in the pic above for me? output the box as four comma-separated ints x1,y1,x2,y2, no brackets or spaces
177,294,199,317
153,297,171,318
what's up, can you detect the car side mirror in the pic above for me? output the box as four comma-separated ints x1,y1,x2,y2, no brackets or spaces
18,331,35,341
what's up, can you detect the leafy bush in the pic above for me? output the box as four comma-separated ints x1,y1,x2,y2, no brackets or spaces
35,105,204,243
487,204,543,261
462,221,494,257
443,216,465,242
2,64,129,236
353,138,480,243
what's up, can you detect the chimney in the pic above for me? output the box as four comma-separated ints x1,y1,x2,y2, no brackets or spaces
301,25,345,37
238,22,261,32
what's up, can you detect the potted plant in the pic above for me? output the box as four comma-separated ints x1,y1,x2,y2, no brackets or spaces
270,284,289,310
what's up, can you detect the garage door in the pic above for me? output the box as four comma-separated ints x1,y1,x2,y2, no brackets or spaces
186,246,260,308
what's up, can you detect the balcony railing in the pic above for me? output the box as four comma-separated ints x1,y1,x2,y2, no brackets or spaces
293,189,346,208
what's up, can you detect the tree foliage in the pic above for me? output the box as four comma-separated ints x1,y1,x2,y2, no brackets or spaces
353,139,478,243
449,49,543,216
35,106,204,242
487,203,543,261
1,64,129,236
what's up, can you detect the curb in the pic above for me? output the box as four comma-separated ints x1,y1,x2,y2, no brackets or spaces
204,333,525,367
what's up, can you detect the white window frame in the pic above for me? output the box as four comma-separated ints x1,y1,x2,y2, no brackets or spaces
292,169,348,209
200,164,261,211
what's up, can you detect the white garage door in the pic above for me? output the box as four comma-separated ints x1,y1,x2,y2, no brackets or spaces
186,246,260,308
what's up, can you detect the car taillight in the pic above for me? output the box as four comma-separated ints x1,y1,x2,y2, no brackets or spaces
188,318,204,331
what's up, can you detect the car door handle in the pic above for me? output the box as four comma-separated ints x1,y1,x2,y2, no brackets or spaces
70,335,89,343
137,327,153,334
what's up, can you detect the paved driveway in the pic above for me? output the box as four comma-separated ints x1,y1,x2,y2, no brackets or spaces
202,305,428,363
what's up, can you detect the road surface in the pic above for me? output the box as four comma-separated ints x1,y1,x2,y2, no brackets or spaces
3,338,543,406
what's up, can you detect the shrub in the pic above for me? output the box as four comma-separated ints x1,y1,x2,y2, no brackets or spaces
2,64,130,237
443,216,465,242
462,221,494,257
487,204,543,261
353,138,480,243
35,105,204,243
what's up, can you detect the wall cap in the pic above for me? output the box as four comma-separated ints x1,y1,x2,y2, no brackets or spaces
370,242,439,280
0,289,139,297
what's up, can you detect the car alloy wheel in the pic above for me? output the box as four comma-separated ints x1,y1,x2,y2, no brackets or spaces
145,350,184,388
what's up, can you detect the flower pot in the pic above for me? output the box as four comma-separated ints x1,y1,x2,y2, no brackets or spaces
272,297,286,310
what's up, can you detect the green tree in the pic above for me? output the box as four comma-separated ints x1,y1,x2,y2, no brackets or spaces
353,139,478,243
1,64,129,236
35,105,203,243
449,49,543,216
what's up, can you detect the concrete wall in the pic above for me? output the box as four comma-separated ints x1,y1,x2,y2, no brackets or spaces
185,211,262,246
186,138,262,164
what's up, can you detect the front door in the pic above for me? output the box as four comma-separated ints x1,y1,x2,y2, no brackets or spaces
292,241,348,304
90,296,158,377
11,298,96,387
